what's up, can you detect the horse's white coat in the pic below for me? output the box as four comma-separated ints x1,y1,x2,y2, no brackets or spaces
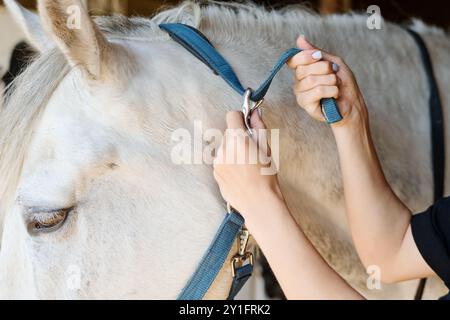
0,0,449,299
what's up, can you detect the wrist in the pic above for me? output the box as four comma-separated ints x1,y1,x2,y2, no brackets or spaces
243,188,289,234
332,100,369,132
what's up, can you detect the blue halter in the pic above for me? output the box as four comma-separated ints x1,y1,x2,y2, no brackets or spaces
159,23,342,300
159,23,342,124
176,211,250,300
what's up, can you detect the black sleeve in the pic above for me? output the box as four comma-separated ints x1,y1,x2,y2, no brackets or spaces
411,196,450,289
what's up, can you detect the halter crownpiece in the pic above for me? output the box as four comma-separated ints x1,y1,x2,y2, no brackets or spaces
159,23,343,124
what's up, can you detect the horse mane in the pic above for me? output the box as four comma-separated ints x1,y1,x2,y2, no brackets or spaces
95,1,319,43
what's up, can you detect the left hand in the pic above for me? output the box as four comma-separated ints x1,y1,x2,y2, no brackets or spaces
213,111,283,225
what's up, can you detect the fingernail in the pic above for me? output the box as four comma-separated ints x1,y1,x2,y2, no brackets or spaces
332,63,340,72
312,51,322,60
299,34,305,39
257,108,263,117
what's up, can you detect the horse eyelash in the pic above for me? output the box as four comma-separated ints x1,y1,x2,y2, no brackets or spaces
25,207,74,224
30,210,66,224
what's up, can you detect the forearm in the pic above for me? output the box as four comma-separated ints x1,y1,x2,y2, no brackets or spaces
246,192,363,300
332,110,411,270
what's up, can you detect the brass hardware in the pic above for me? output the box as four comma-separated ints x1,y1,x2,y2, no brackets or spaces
230,227,253,277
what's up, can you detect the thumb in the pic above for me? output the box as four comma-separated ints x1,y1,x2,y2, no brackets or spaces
296,35,317,51
249,110,271,156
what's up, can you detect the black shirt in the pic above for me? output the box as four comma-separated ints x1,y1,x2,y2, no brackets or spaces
411,196,450,300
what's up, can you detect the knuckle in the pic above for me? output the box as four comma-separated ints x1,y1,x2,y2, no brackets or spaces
305,104,318,115
295,67,304,79
286,58,295,68
329,73,338,84
315,85,326,96
314,61,324,72
292,54,304,65
314,61,326,73
300,76,312,89
307,75,317,87
335,56,344,64
287,57,297,68
332,86,339,96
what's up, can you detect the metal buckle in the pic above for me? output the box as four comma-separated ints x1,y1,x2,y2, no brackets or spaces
231,252,254,278
230,227,253,278
242,88,264,134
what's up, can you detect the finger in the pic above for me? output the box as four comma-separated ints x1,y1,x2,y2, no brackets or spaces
294,73,339,93
249,109,268,149
295,96,327,122
295,36,342,74
288,49,323,67
225,111,248,164
295,61,336,81
296,35,317,50
318,52,342,75
296,36,341,68
320,51,343,69
249,109,266,130
226,111,246,130
249,110,272,157
296,85,339,108
305,103,327,122
287,49,324,69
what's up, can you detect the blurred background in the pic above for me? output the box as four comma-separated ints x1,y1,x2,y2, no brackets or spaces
1,0,449,28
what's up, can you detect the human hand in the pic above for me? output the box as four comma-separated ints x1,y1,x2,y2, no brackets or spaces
213,111,283,226
287,36,368,126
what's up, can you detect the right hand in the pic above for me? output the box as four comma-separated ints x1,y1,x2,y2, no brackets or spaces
213,111,283,226
287,36,368,125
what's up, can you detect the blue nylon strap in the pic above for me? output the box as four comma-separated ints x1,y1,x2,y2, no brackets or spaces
250,47,301,101
321,98,342,124
160,23,246,97
227,264,254,300
177,211,245,300
159,23,342,123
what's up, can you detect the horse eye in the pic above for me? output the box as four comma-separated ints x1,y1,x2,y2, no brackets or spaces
27,207,72,234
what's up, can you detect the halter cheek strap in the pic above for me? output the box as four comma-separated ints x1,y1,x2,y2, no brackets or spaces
176,211,249,300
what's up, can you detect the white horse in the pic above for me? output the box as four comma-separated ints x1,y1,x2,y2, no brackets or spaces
1,0,449,299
